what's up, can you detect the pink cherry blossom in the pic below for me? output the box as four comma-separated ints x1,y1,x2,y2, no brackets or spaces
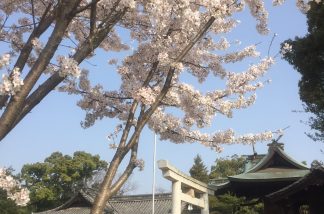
0,167,30,206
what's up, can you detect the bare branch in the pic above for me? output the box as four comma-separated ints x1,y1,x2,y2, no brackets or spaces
89,0,98,38
30,0,36,28
73,0,101,15
0,15,9,32
110,142,138,195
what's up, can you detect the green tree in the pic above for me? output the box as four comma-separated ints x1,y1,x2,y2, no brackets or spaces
209,155,245,179
189,154,209,183
282,1,324,142
21,151,107,212
209,155,263,214
211,194,263,214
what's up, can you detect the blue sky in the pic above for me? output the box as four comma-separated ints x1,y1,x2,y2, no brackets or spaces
0,1,323,194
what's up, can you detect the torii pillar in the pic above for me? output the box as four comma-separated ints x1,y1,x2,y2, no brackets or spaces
158,160,215,214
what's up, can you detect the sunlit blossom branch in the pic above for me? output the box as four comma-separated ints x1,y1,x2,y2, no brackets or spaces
0,1,84,139
168,128,273,147
77,89,132,100
126,16,218,151
117,61,160,149
0,2,129,138
181,60,210,69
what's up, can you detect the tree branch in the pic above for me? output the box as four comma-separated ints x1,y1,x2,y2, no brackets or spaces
30,0,36,28
110,142,138,195
3,6,127,137
0,15,9,32
131,16,217,137
0,0,82,141
89,0,98,38
90,14,217,214
0,3,54,109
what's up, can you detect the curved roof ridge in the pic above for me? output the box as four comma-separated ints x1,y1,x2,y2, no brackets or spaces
33,191,90,213
80,188,96,203
245,149,274,173
109,192,171,201
274,147,309,169
245,146,308,173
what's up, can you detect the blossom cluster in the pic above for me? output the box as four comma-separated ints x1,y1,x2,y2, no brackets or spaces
133,159,145,171
273,0,285,6
57,56,81,78
0,67,24,96
107,124,123,149
31,37,43,54
0,0,312,152
0,53,10,69
60,0,291,151
132,87,157,105
147,107,273,152
0,0,314,101
245,0,269,34
272,0,323,12
0,168,30,206
280,42,293,56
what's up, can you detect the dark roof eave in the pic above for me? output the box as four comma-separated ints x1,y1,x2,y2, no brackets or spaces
228,169,310,182
265,166,324,202
228,176,303,183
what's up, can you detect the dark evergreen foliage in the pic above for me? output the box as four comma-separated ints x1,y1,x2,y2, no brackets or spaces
209,155,245,179
282,2,324,141
189,155,263,213
189,154,209,183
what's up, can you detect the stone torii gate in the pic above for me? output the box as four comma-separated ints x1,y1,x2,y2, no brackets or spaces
158,160,216,214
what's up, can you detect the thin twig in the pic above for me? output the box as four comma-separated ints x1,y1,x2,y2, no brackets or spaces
0,15,9,32
267,33,277,57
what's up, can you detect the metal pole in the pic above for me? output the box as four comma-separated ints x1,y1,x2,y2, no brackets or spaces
152,133,157,214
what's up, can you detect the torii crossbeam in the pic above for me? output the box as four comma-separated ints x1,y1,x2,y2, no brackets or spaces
158,160,216,214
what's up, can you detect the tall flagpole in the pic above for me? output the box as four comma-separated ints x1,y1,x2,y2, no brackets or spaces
152,133,157,214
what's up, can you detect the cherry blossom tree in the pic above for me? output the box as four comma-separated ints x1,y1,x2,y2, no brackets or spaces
0,0,318,213
0,167,29,206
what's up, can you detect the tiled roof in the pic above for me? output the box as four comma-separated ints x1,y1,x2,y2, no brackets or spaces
212,143,312,198
78,189,175,213
34,189,197,214
108,194,173,214
36,207,91,214
228,143,309,182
